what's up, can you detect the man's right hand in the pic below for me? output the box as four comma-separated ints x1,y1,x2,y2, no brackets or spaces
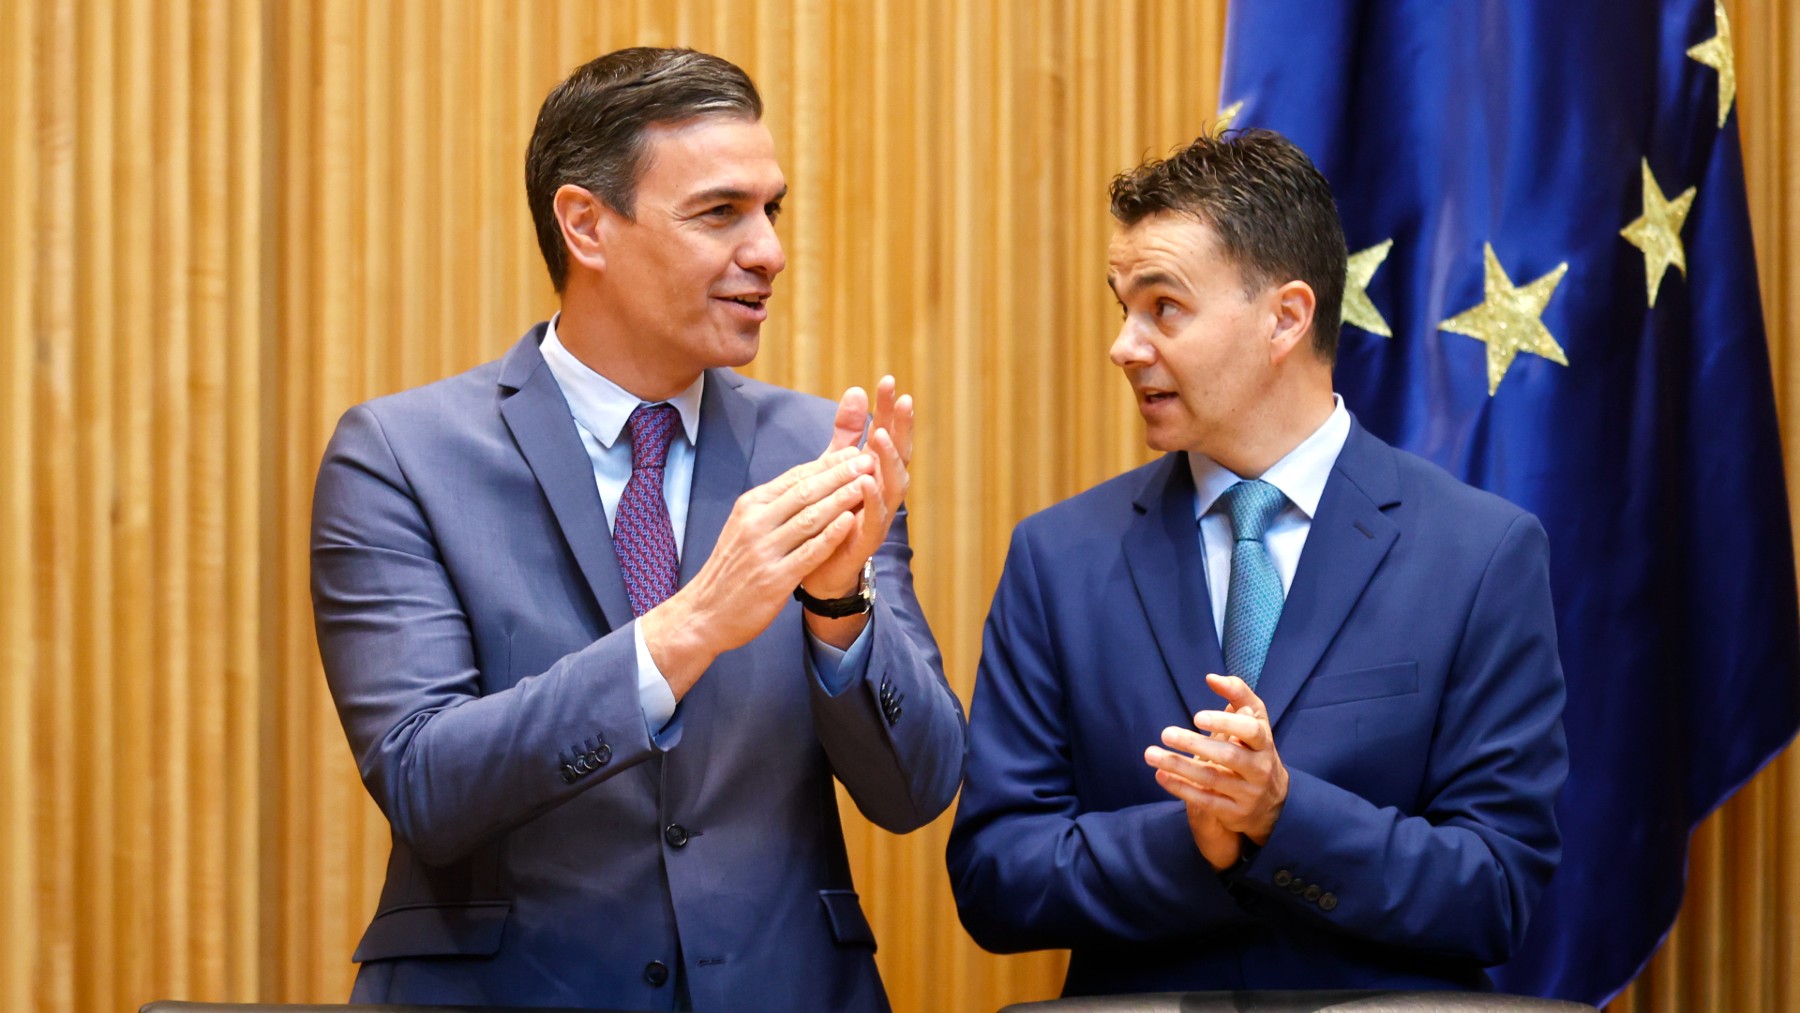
1147,691,1258,872
638,446,878,700
1183,796,1243,872
1149,746,1241,870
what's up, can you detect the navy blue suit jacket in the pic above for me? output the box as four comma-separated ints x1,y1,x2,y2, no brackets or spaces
946,421,1567,994
311,325,966,1011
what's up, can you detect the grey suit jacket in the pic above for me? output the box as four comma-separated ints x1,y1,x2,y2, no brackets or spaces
311,323,966,1012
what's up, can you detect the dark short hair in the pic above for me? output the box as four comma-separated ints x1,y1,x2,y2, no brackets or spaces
525,48,764,292
1109,129,1346,364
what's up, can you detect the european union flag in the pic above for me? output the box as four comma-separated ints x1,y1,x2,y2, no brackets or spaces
1220,0,1799,1003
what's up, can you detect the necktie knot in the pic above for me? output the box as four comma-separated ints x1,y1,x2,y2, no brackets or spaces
627,403,679,473
1222,479,1287,544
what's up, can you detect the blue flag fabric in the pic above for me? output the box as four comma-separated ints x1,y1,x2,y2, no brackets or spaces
1220,1,1799,1003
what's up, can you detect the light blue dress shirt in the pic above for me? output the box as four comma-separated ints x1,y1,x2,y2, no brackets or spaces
539,316,868,735
1189,394,1352,641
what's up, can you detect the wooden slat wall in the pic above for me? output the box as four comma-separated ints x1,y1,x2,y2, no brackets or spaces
0,2,1791,1011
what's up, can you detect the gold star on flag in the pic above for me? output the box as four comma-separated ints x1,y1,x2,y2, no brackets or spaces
1438,244,1570,396
1687,0,1736,129
1214,101,1244,133
1342,239,1394,337
1619,159,1696,308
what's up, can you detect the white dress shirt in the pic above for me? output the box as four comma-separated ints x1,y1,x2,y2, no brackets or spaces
539,316,862,735
1189,395,1353,641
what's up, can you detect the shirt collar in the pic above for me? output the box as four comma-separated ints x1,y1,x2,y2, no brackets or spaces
1189,394,1351,521
539,313,704,448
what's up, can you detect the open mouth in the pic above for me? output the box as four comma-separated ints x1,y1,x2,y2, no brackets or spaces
718,295,767,311
1142,391,1177,404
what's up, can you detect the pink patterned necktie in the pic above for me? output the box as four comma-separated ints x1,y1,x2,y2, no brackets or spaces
615,403,680,617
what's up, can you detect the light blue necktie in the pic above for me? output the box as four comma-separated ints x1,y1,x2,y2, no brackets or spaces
1220,479,1288,690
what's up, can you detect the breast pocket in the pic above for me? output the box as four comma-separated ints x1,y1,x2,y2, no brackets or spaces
1290,661,1418,710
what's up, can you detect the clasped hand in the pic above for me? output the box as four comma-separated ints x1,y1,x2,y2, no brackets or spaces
640,377,914,697
1144,673,1289,871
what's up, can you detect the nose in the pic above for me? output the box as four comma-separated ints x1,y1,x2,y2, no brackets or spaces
1110,318,1155,369
738,214,786,279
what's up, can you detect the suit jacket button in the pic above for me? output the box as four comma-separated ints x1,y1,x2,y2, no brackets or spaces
594,744,612,766
560,765,578,784
644,960,670,987
1303,885,1322,902
573,755,591,774
1319,892,1339,911
1273,869,1293,888
1287,877,1307,895
664,824,689,848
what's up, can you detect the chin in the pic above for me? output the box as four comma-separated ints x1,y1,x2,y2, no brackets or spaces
1138,420,1186,455
717,331,761,368
1144,431,1183,455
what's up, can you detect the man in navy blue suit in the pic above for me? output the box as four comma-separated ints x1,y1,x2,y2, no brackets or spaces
946,130,1568,994
313,49,964,1011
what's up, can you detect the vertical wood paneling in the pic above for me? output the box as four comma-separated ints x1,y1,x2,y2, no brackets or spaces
37,0,77,1008
3,2,40,1013
71,1,118,1008
3,2,1796,1011
225,1,267,996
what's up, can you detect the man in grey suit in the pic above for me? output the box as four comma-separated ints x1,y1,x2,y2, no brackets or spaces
311,47,965,1012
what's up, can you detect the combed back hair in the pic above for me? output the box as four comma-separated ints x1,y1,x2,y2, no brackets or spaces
1109,129,1347,364
525,47,764,292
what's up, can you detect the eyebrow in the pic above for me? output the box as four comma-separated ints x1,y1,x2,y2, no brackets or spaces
1111,270,1183,298
684,184,788,208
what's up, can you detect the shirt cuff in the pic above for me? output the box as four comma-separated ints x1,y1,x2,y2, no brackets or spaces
633,620,679,734
807,616,874,696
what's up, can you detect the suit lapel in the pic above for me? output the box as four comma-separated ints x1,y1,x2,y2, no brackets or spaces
1258,421,1401,729
1123,454,1229,722
496,326,635,631
679,369,756,585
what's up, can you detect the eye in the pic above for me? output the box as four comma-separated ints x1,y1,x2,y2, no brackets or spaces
704,204,735,219
764,201,783,223
1156,299,1180,319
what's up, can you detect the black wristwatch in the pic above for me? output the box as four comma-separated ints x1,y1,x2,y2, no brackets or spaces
794,560,877,618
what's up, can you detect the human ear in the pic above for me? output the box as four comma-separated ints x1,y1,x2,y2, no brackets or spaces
1268,280,1317,363
554,184,608,277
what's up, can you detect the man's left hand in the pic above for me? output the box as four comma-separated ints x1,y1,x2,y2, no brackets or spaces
1145,673,1289,846
800,375,913,646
